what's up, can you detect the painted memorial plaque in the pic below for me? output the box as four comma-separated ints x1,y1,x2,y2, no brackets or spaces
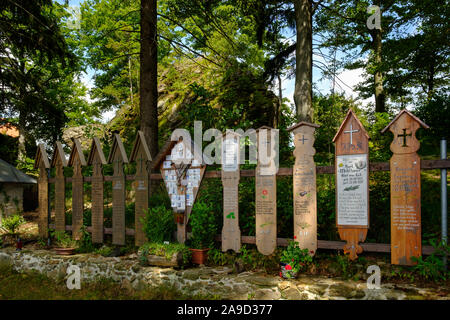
34,144,50,238
87,137,107,244
332,109,369,260
69,138,87,240
287,122,319,255
381,110,429,265
130,131,152,246
51,141,67,233
255,126,278,255
107,134,129,245
153,136,207,243
221,131,241,252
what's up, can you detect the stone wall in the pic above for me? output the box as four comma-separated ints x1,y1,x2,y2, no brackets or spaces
0,248,446,300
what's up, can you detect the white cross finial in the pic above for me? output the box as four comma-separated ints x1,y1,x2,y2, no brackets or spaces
344,122,359,144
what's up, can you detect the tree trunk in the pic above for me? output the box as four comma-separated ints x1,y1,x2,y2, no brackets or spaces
293,0,313,123
373,27,386,113
17,111,27,163
140,0,159,158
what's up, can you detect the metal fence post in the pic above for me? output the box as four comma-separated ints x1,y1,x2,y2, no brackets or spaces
441,139,447,271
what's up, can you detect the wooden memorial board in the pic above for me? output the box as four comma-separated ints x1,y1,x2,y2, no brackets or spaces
34,144,50,238
333,109,369,260
51,141,67,233
87,137,107,244
68,138,87,240
130,131,152,246
255,126,278,255
153,136,207,243
221,131,241,252
287,122,320,255
381,110,429,265
107,133,129,246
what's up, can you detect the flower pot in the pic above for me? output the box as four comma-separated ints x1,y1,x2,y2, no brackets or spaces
189,248,209,265
280,262,298,279
53,247,76,256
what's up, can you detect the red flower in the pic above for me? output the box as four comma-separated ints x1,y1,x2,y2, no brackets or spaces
310,250,314,254
279,272,282,277
294,236,297,239
285,264,292,271
292,259,294,262
262,189,268,195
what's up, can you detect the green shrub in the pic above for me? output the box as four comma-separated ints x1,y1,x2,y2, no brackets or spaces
280,240,313,275
411,240,450,282
51,230,78,248
1,214,25,236
189,202,217,249
139,242,191,266
76,225,95,253
142,205,176,243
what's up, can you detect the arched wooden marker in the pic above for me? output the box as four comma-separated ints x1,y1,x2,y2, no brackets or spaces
287,122,320,255
333,109,370,260
221,130,241,252
381,110,429,265
51,141,67,233
255,126,278,255
130,131,152,247
153,136,207,243
34,144,50,238
107,134,129,245
87,137,107,244
69,138,87,240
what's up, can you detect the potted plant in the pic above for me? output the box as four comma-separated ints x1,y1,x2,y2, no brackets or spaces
0,213,25,248
52,230,78,255
279,240,313,279
189,202,217,265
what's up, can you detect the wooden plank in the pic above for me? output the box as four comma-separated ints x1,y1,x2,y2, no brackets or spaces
334,109,370,260
221,132,241,252
255,127,277,255
289,123,319,255
53,155,65,233
132,132,151,247
108,134,128,246
384,110,428,265
37,164,49,238
47,159,450,184
69,139,86,241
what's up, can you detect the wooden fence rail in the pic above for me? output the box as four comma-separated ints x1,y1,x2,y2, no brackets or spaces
43,158,450,255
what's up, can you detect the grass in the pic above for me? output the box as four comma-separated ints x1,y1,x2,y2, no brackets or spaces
0,266,217,300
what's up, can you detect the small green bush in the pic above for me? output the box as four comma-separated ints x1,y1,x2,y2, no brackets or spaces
280,241,313,275
142,205,176,243
1,214,25,236
139,242,191,266
189,202,217,249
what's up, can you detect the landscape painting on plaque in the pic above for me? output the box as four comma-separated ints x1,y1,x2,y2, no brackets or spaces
152,135,208,243
50,141,67,233
381,109,429,265
287,122,319,256
332,109,370,260
130,131,152,246
87,137,107,244
107,133,129,246
221,130,241,252
34,144,51,238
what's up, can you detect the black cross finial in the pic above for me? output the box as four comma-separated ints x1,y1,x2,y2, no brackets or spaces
299,135,308,144
398,128,412,147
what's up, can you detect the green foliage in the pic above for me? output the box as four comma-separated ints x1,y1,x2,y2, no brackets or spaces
142,205,176,243
139,242,192,267
189,202,218,249
95,246,114,257
76,225,95,253
280,241,313,275
0,214,25,236
411,240,450,282
50,230,77,249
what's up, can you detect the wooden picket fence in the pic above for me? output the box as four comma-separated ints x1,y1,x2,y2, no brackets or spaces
34,133,450,255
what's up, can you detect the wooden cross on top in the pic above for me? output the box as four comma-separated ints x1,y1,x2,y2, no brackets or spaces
87,137,107,173
333,109,369,154
68,138,87,168
130,131,152,173
34,143,50,170
51,141,68,168
107,133,129,169
381,109,429,154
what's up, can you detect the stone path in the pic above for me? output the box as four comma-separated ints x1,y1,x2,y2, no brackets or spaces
0,248,448,300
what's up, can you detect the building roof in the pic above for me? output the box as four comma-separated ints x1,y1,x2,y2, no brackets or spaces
0,159,37,184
